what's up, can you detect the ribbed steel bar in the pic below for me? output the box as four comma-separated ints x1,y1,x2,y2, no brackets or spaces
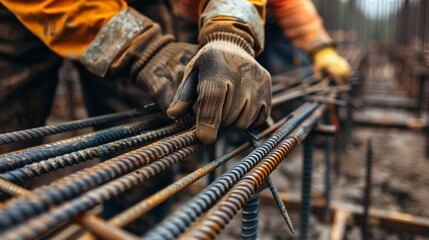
0,120,190,183
0,171,140,240
1,144,202,239
78,113,297,240
241,193,260,240
0,116,170,172
179,103,327,239
0,178,29,197
143,102,320,239
0,109,153,145
0,130,199,230
267,176,294,234
300,134,314,240
272,80,330,108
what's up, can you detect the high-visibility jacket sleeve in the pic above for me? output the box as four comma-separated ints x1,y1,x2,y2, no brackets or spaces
268,0,333,53
0,0,128,59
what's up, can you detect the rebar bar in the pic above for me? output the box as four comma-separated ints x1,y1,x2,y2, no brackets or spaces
241,193,260,240
0,116,170,172
143,102,320,239
179,104,326,239
0,109,153,145
78,114,294,240
267,176,294,234
300,134,314,240
0,120,189,183
0,130,199,230
1,144,202,239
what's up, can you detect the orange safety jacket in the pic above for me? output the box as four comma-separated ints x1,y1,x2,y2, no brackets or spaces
177,0,332,53
0,0,266,59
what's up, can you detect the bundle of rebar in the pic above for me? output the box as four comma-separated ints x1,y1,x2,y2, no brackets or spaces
0,53,363,239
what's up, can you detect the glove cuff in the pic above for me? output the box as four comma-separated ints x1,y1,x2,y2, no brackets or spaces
200,32,255,57
199,0,264,54
130,32,174,80
80,7,154,77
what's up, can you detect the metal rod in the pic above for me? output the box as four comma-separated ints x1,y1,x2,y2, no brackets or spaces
241,193,260,240
0,121,189,182
143,102,321,239
300,133,314,240
0,116,170,169
0,109,155,145
178,103,327,239
0,130,199,229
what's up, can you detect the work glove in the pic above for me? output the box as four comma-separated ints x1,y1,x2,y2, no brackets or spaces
167,32,271,144
124,26,198,111
313,47,351,85
81,8,198,111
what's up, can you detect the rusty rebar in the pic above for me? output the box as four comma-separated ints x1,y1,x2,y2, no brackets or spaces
1,144,202,239
78,113,295,240
143,102,321,239
0,116,170,172
0,109,153,145
0,130,199,230
179,103,326,239
0,120,190,183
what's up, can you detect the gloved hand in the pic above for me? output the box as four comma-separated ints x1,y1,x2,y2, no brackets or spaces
167,32,271,144
82,8,198,111
132,39,198,110
313,47,351,85
122,26,198,111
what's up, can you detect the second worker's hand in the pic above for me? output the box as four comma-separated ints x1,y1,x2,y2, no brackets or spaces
313,47,351,86
167,33,272,144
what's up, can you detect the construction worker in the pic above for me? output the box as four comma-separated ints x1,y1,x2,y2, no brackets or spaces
0,0,271,233
175,0,351,83
0,0,270,148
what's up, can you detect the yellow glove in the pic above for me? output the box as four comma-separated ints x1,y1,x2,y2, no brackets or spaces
313,47,351,85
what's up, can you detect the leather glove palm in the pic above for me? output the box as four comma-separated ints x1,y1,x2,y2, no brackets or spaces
167,33,271,144
313,47,351,85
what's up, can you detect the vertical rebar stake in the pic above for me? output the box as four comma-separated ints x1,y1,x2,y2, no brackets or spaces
300,134,314,240
362,138,373,239
241,193,260,240
323,137,332,222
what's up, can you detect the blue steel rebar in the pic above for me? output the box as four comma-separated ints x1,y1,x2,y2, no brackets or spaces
300,134,314,240
0,120,188,183
241,193,260,240
0,109,153,145
0,130,199,230
179,103,326,239
0,116,171,173
143,102,320,239
267,176,294,234
1,144,202,239
324,137,332,221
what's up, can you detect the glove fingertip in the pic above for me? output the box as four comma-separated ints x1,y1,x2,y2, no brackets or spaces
196,124,218,145
167,101,191,119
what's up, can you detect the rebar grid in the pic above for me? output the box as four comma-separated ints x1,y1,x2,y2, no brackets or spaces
0,55,369,239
